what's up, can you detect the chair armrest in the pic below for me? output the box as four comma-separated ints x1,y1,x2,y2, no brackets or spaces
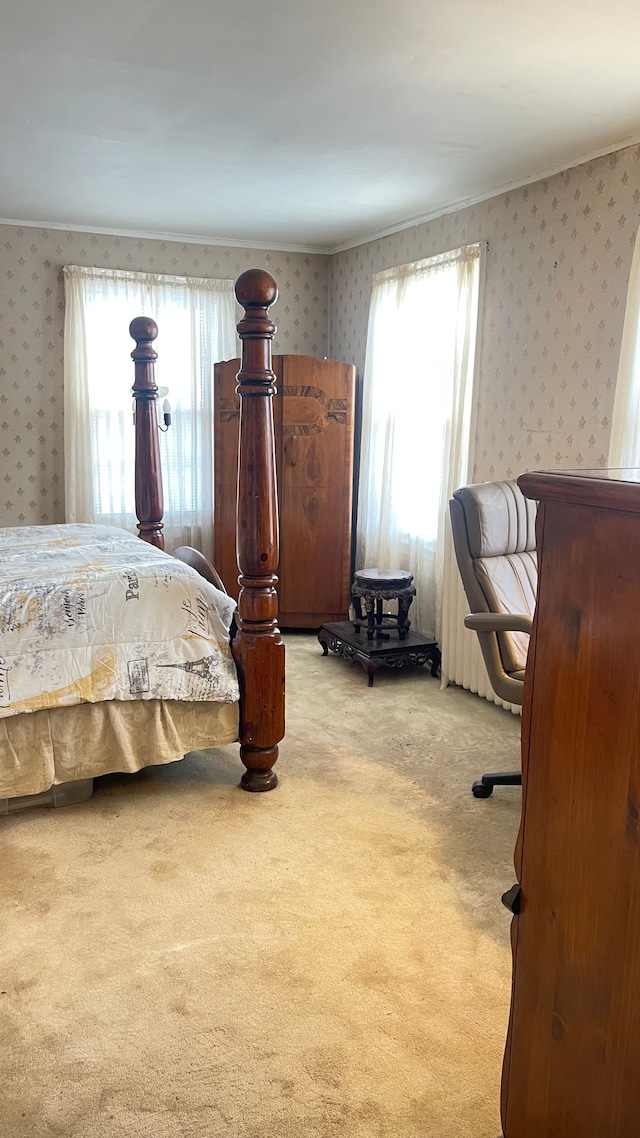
464,612,533,635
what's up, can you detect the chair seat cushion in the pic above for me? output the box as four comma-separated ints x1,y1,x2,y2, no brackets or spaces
475,551,537,673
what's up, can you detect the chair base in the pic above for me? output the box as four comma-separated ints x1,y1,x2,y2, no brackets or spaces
472,770,522,798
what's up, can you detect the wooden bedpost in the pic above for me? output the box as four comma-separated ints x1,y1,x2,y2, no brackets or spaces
233,269,285,791
130,316,164,549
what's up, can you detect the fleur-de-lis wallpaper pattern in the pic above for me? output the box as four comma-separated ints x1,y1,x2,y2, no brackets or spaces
330,143,640,483
2,142,640,526
0,230,329,525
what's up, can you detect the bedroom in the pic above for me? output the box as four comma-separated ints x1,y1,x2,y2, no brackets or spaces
2,2,640,1136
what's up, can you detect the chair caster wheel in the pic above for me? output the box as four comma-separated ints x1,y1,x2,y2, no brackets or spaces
472,779,494,798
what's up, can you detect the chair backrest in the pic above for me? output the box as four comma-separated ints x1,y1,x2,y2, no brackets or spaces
449,479,537,703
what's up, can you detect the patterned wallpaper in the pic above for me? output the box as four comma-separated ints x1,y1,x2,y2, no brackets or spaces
330,144,640,482
0,225,329,525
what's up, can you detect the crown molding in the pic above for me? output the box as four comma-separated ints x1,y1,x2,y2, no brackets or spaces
328,133,640,255
0,216,330,256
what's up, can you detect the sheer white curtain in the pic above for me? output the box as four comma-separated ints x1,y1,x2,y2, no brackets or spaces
357,244,482,640
63,265,236,556
608,225,640,466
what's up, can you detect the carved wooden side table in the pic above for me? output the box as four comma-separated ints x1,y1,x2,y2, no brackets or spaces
318,621,441,687
351,568,416,640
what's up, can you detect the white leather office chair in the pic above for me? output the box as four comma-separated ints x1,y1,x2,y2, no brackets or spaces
449,479,537,796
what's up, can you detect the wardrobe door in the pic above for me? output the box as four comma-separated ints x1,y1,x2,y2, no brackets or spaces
277,355,355,627
213,358,242,599
214,355,356,625
214,358,285,602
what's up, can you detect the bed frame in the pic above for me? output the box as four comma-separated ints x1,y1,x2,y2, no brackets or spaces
130,268,285,792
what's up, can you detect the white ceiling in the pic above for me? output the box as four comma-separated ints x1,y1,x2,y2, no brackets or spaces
2,0,640,251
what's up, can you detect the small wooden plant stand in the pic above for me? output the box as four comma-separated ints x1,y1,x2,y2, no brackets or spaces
318,621,441,687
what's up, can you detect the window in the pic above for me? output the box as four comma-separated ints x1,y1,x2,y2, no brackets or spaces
63,266,236,556
357,244,483,639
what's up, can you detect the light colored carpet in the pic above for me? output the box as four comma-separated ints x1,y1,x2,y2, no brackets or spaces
1,633,521,1138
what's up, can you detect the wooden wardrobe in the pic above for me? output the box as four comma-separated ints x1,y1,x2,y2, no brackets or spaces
501,468,640,1138
214,354,356,627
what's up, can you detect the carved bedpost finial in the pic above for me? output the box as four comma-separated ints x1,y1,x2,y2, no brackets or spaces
235,268,278,317
130,316,159,363
130,317,164,550
232,268,285,792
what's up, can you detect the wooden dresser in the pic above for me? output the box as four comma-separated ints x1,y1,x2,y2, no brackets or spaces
501,468,640,1138
214,354,356,627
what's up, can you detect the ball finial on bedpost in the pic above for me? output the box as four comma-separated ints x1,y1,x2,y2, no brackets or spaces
235,268,278,310
130,316,164,550
232,269,284,793
235,270,278,352
129,316,159,357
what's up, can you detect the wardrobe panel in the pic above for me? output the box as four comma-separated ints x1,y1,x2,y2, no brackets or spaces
213,358,242,600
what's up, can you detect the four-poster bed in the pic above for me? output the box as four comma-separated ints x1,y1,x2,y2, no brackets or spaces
0,268,284,810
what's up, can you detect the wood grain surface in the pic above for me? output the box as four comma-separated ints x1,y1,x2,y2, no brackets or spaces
502,471,640,1137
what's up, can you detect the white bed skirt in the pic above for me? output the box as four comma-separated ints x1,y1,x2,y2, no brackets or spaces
0,698,239,800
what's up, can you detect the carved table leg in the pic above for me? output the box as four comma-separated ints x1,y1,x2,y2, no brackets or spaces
364,595,375,640
318,628,330,656
360,659,378,687
375,596,391,640
352,594,363,632
427,645,442,677
398,593,414,639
